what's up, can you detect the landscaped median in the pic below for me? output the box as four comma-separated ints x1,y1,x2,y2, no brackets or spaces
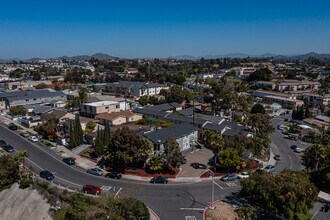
203,200,239,220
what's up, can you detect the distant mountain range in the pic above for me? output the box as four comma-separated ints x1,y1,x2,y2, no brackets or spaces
170,52,330,60
1,52,330,63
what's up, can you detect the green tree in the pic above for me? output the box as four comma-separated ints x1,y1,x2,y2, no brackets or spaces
248,68,272,82
85,120,95,133
103,122,111,147
35,83,48,89
148,155,163,172
218,148,244,172
236,204,256,220
78,88,89,104
74,115,84,145
247,113,274,137
203,130,224,154
163,137,183,168
9,105,27,116
139,95,149,106
65,194,88,220
69,121,77,149
240,170,318,220
94,127,105,157
250,103,265,114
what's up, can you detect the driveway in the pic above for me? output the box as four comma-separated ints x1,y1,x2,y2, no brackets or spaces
177,147,213,178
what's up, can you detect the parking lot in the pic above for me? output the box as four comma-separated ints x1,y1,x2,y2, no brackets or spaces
177,147,213,178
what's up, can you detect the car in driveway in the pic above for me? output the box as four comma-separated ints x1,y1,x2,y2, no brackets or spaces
28,136,38,142
63,157,75,165
39,170,55,181
237,172,249,179
82,185,102,195
290,145,298,150
20,132,30,138
274,154,281,161
105,172,122,179
220,174,238,181
0,140,7,147
87,168,104,176
263,165,275,173
190,163,207,169
150,176,168,184
2,144,14,152
8,123,18,130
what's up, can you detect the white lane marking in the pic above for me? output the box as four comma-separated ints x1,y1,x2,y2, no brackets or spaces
185,216,197,220
180,208,205,211
213,181,223,189
311,211,319,219
114,187,122,198
101,185,112,191
226,182,237,187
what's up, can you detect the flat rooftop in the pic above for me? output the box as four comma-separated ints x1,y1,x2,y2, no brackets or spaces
82,101,118,107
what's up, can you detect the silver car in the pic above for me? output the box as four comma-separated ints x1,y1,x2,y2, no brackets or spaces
87,168,104,176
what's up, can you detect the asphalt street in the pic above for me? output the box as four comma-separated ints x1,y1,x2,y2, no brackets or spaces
0,123,238,220
270,116,305,174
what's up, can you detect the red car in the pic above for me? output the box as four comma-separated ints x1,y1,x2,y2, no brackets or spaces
82,185,102,195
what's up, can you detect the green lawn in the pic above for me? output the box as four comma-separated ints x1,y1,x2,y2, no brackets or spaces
297,213,313,220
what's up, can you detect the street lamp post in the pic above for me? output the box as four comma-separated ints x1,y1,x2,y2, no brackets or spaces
209,170,215,209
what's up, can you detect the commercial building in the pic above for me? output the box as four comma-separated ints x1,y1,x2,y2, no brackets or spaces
80,101,121,118
256,80,321,92
103,81,169,97
0,89,67,110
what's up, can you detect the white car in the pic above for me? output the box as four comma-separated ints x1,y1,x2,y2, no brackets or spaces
294,147,302,153
237,172,250,179
28,136,38,142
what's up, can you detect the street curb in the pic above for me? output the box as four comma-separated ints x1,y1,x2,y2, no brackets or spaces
148,207,160,220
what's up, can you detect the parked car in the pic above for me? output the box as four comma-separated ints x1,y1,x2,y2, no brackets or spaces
20,132,29,138
39,170,55,181
288,135,298,141
2,144,14,152
63,157,75,165
190,163,207,169
87,168,104,176
263,165,275,173
220,174,238,181
277,125,283,130
28,136,38,142
8,123,18,130
274,154,281,161
82,185,102,195
237,172,250,179
150,176,168,184
284,135,290,139
290,145,298,150
294,147,302,153
105,172,122,179
181,157,187,164
0,140,7,147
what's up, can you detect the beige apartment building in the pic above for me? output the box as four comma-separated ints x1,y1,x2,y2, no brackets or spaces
96,111,143,126
80,101,120,118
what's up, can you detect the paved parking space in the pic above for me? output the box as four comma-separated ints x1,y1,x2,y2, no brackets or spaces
177,147,213,178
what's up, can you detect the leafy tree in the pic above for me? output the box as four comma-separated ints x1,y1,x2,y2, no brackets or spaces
240,170,318,220
74,115,84,144
304,105,311,118
148,155,163,172
236,204,256,220
302,144,330,192
250,103,265,114
35,83,48,89
248,68,272,82
163,137,182,168
139,95,149,106
66,97,80,109
0,155,20,190
247,113,274,137
85,120,95,133
69,121,77,149
65,194,88,220
9,105,27,116
203,130,224,154
103,122,111,147
32,71,41,81
79,88,89,104
218,148,244,172
94,127,105,157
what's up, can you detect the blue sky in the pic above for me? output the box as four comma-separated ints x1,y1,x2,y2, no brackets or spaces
1,0,330,58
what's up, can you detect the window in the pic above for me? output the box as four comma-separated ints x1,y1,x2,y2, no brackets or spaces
105,107,109,109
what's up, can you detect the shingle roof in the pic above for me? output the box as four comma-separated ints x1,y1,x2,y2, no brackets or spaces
96,111,138,121
144,123,198,144
0,89,66,102
202,122,227,132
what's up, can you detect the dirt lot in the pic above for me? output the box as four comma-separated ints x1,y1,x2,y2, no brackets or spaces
205,201,239,220
0,183,51,220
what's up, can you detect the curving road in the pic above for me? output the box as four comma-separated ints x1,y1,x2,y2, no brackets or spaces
0,124,238,220
270,117,305,174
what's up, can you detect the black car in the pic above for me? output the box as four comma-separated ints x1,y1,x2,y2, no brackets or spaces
39,170,55,181
191,163,207,169
63,157,75,165
150,176,168,184
0,140,6,147
274,154,281,161
2,144,14,152
105,172,122,179
290,145,298,150
8,123,18,130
